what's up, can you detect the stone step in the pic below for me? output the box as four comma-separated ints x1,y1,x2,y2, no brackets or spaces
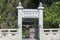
23,38,38,40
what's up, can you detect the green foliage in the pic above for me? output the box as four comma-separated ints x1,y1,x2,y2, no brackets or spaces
0,0,60,28
21,0,39,9
44,1,60,28
22,28,29,37
0,0,19,28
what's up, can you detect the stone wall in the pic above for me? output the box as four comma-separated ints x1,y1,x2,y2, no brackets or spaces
0,29,59,40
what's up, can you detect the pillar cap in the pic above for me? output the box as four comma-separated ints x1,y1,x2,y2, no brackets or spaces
17,2,23,9
38,2,44,9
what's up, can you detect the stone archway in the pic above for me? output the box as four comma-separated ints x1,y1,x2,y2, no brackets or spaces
17,2,44,40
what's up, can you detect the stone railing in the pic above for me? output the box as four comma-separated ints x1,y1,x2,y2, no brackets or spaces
43,29,59,35
0,29,18,40
43,29,60,40
0,29,60,40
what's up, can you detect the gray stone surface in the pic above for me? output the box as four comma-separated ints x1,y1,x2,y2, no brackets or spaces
23,38,37,40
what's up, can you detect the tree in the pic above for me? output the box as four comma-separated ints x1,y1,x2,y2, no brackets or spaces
0,0,60,28
21,0,60,8
44,1,60,28
21,0,39,9
0,0,19,28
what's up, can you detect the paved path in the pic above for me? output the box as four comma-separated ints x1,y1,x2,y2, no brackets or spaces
23,38,37,40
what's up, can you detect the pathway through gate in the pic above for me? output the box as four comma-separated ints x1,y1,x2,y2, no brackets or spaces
22,18,39,40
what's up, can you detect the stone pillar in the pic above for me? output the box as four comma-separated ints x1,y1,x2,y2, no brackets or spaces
17,2,23,40
38,2,44,40
59,24,60,40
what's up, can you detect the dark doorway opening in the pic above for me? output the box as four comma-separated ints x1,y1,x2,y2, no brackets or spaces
22,18,39,40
